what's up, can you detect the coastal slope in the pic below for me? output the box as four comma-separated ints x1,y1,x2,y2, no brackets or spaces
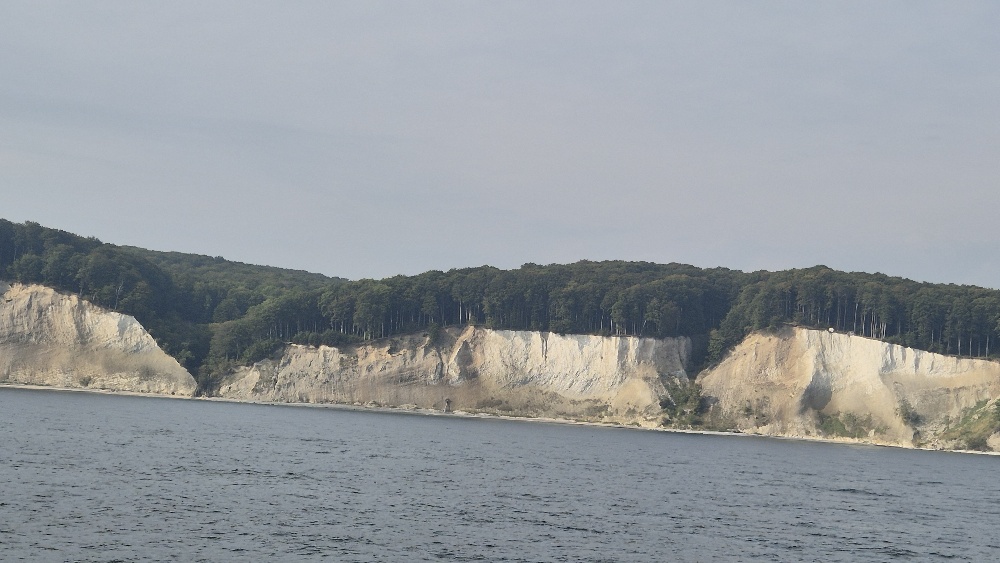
4,279,1000,451
217,326,691,426
698,327,1000,449
0,282,197,395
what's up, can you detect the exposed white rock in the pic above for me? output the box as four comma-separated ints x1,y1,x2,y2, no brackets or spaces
0,282,197,396
217,326,691,426
6,279,998,450
698,327,1000,446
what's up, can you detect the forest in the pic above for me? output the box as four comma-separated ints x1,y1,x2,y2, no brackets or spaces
3,219,1000,392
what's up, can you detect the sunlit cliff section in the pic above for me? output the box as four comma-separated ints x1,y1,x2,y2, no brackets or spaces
0,282,197,396
217,326,692,427
698,327,1000,450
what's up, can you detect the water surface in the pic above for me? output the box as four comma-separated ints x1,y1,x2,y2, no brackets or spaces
1,388,998,561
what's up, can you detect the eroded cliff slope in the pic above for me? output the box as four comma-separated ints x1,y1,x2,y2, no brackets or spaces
698,327,1000,449
0,282,197,395
6,278,999,450
217,326,691,426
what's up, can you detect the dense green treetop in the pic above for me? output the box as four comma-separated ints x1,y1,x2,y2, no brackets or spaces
125,247,341,295
3,219,999,394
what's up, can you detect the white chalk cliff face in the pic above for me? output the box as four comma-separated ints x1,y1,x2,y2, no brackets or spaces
5,280,998,450
0,282,197,395
217,326,692,426
698,327,1000,448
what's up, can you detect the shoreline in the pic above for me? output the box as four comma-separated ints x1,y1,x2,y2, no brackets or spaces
2,382,995,456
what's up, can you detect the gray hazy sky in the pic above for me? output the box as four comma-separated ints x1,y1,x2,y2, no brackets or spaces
3,2,999,286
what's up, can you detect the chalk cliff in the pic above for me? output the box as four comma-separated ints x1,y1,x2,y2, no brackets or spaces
5,280,999,450
698,327,1000,449
0,282,197,395
217,326,692,426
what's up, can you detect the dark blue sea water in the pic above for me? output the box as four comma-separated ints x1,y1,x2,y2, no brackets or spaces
1,387,998,562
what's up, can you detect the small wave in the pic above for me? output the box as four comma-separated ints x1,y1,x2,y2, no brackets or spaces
833,487,893,497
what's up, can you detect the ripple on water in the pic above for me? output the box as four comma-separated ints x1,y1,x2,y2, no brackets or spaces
1,388,999,562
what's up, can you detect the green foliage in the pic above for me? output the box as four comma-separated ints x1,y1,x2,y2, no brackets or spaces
7,220,1000,399
240,338,285,364
426,322,441,347
290,330,358,348
939,400,999,451
817,411,878,439
709,265,1000,363
817,412,850,437
660,379,705,426
0,220,335,390
8,254,44,282
897,398,923,427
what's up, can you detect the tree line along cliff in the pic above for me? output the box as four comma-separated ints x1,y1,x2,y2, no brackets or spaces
3,219,1000,393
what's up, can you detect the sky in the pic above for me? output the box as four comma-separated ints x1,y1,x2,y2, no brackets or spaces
2,2,999,287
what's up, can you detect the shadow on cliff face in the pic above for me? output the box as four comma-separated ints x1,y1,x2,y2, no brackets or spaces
800,376,832,414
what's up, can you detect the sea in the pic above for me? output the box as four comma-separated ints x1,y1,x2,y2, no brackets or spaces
1,387,998,562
